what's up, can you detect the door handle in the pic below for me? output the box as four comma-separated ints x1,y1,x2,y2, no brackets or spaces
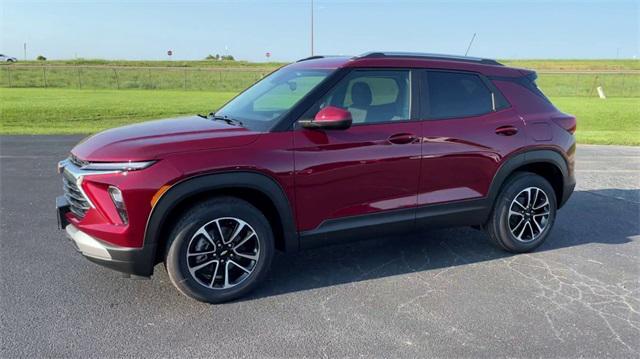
388,133,417,144
495,126,518,136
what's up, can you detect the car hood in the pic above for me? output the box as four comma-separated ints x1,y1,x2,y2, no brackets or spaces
71,116,261,162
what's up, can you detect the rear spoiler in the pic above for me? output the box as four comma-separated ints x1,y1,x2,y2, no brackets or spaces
519,69,537,80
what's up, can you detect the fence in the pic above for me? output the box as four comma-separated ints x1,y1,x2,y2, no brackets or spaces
1,65,639,97
0,65,273,92
534,71,640,97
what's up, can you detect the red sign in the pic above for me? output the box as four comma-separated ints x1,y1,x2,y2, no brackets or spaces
167,50,173,56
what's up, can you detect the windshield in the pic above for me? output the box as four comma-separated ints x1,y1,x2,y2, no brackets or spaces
215,67,332,131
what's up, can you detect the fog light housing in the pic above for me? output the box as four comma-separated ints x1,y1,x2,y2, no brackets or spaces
108,186,128,224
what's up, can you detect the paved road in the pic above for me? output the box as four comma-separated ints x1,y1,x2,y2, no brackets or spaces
1,136,638,358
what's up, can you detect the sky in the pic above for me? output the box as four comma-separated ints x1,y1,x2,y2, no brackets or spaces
1,0,638,62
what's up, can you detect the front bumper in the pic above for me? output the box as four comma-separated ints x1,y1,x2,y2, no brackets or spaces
64,223,156,276
58,195,155,276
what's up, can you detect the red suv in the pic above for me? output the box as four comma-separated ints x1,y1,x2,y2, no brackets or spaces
57,52,576,303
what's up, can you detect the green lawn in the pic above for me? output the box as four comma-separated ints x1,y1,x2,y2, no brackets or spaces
553,97,639,145
1,88,638,145
1,60,638,95
3,59,638,71
500,59,640,71
0,88,235,134
0,66,270,92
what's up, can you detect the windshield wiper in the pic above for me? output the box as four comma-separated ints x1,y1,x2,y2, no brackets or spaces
206,113,244,127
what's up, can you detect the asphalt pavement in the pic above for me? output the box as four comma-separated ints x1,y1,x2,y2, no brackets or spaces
1,136,638,358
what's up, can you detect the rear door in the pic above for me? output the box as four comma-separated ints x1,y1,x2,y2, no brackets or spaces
417,70,527,209
293,69,422,240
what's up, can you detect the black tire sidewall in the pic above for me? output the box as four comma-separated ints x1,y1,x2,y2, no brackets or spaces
165,197,274,303
491,173,557,252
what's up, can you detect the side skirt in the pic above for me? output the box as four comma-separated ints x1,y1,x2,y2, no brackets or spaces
415,198,490,231
299,199,491,249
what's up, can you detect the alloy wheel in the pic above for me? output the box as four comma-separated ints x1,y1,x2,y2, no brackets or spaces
508,187,551,242
186,217,260,289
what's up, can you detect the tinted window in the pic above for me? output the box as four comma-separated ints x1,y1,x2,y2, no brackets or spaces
253,75,327,111
520,74,552,104
304,70,411,125
425,71,493,119
216,68,331,131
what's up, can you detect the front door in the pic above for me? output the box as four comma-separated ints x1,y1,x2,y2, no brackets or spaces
293,69,422,243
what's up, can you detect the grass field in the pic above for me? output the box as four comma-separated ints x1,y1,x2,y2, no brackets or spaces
0,66,270,92
0,59,281,68
2,59,639,70
1,66,639,97
0,88,235,134
500,59,639,71
536,73,639,98
552,97,639,145
1,88,637,145
1,59,637,144
1,60,639,96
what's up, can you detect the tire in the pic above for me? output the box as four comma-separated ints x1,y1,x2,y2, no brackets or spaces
485,172,557,253
165,196,274,303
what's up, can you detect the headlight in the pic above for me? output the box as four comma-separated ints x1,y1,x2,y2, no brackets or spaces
81,161,155,171
108,186,128,224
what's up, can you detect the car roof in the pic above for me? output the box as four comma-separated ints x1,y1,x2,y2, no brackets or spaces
290,52,526,78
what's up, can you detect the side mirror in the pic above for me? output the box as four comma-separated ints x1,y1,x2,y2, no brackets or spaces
300,106,352,130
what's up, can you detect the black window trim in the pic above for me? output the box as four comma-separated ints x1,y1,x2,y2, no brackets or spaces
419,68,511,121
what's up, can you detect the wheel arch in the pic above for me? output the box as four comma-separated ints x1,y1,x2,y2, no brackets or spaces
488,149,570,209
144,171,298,267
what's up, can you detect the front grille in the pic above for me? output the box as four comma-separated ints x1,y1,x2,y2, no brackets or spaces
62,171,90,218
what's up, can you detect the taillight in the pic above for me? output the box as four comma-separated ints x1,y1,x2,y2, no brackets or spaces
552,115,577,134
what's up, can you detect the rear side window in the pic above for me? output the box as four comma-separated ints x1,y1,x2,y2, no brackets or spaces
423,71,493,119
488,73,555,112
519,73,552,103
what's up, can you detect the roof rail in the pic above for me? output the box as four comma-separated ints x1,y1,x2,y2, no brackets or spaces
296,55,326,62
357,52,503,66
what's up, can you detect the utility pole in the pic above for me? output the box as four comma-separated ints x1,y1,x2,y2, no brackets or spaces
465,33,476,56
23,42,27,61
310,0,314,56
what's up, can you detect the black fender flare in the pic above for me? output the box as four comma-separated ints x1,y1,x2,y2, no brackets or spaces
487,149,571,207
143,171,298,263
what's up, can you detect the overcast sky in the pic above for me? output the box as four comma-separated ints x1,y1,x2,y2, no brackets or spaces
1,0,638,61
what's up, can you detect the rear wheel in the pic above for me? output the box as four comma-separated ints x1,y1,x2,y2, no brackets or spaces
485,172,557,253
165,197,274,303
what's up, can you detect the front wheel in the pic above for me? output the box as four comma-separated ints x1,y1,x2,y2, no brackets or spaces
165,197,274,303
485,172,557,253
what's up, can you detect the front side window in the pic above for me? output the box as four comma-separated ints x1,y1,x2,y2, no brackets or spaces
216,67,332,131
303,70,411,125
424,71,493,119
